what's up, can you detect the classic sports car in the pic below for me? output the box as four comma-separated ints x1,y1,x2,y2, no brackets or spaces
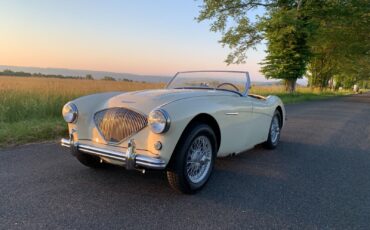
61,71,285,193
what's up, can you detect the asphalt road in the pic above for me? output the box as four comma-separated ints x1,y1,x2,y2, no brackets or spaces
1,93,369,229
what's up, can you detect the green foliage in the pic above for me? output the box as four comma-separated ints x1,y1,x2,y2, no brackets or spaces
260,3,311,92
197,0,312,92
0,69,31,77
0,119,66,148
0,76,165,147
0,69,84,79
102,76,116,81
85,74,94,80
1,70,143,83
121,78,133,82
197,0,370,92
307,0,370,89
197,0,266,64
0,90,74,147
0,90,78,123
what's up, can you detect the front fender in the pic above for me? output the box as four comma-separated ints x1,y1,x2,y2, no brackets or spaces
66,92,123,141
155,95,237,162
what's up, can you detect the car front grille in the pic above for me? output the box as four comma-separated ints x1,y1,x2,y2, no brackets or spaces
94,108,147,143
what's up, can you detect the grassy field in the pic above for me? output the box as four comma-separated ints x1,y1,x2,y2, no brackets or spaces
0,76,350,147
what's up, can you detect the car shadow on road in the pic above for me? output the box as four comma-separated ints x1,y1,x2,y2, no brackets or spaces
66,138,369,208
70,143,289,198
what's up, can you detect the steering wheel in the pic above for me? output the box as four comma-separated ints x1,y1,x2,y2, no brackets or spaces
216,82,239,92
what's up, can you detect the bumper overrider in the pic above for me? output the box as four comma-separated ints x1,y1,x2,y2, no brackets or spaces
60,134,166,170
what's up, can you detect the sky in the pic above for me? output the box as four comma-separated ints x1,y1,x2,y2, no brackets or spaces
0,0,268,80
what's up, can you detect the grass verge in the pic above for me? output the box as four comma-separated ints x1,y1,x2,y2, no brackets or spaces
271,92,348,104
0,119,66,148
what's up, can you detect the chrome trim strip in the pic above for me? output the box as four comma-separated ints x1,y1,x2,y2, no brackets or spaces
60,138,166,170
225,112,239,115
79,144,127,162
61,138,71,148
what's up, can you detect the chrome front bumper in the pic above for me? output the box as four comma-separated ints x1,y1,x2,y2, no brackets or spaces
60,138,166,170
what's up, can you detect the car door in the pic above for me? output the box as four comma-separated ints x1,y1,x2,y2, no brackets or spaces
249,96,273,144
218,94,255,155
235,95,265,149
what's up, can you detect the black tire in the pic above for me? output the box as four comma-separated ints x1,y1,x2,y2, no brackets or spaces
167,123,217,194
263,110,282,149
71,147,105,168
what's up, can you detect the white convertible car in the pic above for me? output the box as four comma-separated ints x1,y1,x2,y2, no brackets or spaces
61,71,285,193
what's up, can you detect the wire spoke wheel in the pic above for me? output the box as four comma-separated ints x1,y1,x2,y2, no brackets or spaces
166,123,216,194
185,136,212,184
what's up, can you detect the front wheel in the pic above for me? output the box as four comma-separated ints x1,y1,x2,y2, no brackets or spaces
264,110,282,149
167,123,217,194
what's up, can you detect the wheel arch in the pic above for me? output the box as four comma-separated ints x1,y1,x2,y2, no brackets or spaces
166,113,221,169
275,105,284,128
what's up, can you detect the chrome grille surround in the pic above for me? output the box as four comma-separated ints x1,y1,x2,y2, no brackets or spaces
94,108,148,144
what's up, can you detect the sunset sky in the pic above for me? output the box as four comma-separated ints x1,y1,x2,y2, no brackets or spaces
0,0,267,80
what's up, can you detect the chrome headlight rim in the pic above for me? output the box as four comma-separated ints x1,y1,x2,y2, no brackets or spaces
148,109,170,134
62,102,78,123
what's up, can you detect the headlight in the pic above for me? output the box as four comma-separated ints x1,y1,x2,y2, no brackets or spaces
62,102,78,123
148,109,170,134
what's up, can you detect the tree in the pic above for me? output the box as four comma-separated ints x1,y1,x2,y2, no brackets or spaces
85,74,94,80
102,76,116,81
306,0,370,90
260,2,311,92
197,0,311,92
197,0,266,64
197,0,369,92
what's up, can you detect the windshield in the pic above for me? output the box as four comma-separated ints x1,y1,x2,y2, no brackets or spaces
166,71,249,95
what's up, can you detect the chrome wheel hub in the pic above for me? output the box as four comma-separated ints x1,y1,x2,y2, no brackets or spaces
270,116,280,143
186,136,212,184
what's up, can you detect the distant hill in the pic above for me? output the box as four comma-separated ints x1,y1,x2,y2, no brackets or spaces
0,65,171,83
0,65,308,86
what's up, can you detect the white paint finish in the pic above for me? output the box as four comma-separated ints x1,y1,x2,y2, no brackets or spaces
65,89,285,166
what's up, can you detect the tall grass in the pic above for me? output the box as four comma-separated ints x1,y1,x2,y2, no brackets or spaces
0,76,163,146
0,77,164,123
0,76,349,147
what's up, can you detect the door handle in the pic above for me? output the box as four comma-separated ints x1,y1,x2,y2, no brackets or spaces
225,112,239,115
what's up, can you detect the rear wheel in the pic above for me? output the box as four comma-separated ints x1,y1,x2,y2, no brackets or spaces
264,110,282,149
167,123,217,194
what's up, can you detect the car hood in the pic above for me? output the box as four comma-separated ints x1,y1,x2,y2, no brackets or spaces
104,89,236,114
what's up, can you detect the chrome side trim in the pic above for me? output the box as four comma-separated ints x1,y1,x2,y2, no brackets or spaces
60,138,166,170
225,112,239,115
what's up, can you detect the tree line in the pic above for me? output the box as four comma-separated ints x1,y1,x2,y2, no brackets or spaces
197,0,369,92
0,70,136,82
0,69,84,79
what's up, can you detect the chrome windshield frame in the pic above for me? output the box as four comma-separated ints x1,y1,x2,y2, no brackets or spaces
165,70,251,96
